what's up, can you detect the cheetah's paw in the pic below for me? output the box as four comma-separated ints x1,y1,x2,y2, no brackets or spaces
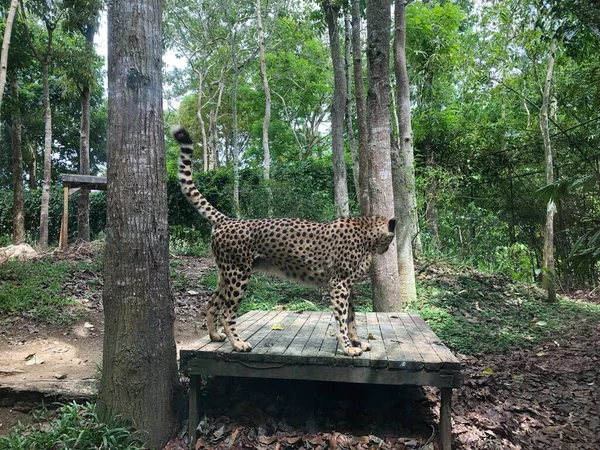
233,340,253,352
343,346,363,357
209,332,227,342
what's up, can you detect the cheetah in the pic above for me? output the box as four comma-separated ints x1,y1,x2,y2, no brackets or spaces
172,126,396,356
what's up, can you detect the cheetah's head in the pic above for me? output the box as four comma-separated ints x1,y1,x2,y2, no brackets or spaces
375,218,397,254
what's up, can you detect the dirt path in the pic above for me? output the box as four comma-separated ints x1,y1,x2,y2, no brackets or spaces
0,255,214,435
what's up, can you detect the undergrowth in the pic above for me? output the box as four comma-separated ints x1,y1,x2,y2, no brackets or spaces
0,402,144,450
199,264,600,355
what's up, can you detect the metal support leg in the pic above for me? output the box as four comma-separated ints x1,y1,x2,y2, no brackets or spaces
188,375,200,450
440,387,453,450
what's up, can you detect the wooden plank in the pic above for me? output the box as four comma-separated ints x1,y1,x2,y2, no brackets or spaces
376,312,408,369
395,313,442,369
60,174,107,190
197,310,271,353
266,311,310,358
195,310,260,351
316,314,339,364
301,312,333,364
408,313,461,369
243,311,299,361
218,311,289,358
58,187,69,252
280,311,323,362
364,312,388,368
385,313,424,370
184,358,460,387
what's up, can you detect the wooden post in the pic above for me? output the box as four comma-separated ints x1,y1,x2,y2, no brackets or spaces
58,186,69,251
188,375,200,450
440,387,453,450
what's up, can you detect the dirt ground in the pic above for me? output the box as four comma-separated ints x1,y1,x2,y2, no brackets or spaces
0,255,212,435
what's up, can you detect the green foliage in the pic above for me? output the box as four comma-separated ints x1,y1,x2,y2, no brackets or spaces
0,259,89,324
412,265,600,354
0,402,144,450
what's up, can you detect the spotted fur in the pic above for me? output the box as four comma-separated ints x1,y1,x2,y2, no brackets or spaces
172,126,396,356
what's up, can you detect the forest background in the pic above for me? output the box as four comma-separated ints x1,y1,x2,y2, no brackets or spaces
0,0,599,293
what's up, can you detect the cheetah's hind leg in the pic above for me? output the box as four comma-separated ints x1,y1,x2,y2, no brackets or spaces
220,266,252,352
348,294,371,352
206,275,227,342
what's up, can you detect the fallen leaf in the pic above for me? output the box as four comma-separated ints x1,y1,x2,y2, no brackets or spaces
213,424,225,439
286,436,301,444
53,373,68,380
481,367,494,376
25,355,44,365
259,435,277,445
272,323,285,330
536,351,546,357
367,333,376,340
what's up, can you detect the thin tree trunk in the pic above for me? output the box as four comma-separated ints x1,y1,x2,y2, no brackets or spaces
540,39,557,303
77,83,91,242
0,0,19,113
28,143,36,188
196,71,208,172
77,22,97,243
39,62,52,251
351,0,370,215
98,1,180,447
392,0,416,303
256,0,273,216
231,29,241,218
424,140,440,251
11,75,24,244
344,9,359,203
324,0,349,217
366,0,402,311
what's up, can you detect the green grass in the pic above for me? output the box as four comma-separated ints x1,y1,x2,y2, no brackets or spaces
0,260,78,324
199,265,600,355
0,402,144,450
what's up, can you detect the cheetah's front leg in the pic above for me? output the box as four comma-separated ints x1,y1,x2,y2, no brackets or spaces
330,280,362,357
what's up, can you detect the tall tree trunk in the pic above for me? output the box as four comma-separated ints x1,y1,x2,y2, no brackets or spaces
344,9,360,203
540,39,557,303
392,0,416,303
231,30,241,218
28,143,36,188
77,83,91,242
11,75,24,244
196,70,209,172
323,0,349,217
98,1,180,447
424,140,440,251
39,62,52,251
256,0,273,216
351,0,370,216
0,0,19,113
77,25,96,243
366,0,402,311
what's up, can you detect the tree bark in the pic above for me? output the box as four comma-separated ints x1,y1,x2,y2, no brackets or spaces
98,1,180,447
351,0,370,216
196,70,209,172
39,62,52,250
392,0,417,303
77,25,97,243
28,143,36,188
344,9,360,203
540,39,557,303
20,1,54,251
0,0,19,113
256,0,273,216
11,75,24,244
366,0,402,311
323,0,350,217
231,28,241,219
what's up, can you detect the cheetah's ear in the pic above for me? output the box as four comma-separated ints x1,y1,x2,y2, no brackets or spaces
388,218,396,233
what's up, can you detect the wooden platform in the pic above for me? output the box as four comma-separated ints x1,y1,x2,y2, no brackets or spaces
180,310,462,449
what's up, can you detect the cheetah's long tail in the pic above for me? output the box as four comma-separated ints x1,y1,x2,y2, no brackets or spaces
171,125,228,225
